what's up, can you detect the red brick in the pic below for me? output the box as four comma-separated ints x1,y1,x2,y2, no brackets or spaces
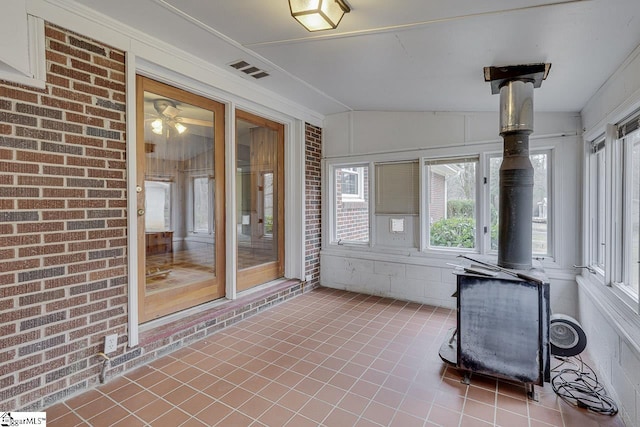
68,260,106,274
45,295,87,312
42,210,85,220
0,86,38,103
43,231,86,244
65,133,105,148
65,112,105,127
18,175,64,186
42,165,85,177
17,199,65,209
45,50,68,65
46,74,70,88
16,150,64,165
41,96,83,112
0,354,41,377
72,81,109,98
45,26,66,42
85,105,122,120
0,259,40,273
44,253,87,267
0,161,39,174
51,86,91,104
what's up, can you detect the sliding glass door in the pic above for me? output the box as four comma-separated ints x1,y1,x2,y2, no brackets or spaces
235,110,285,291
136,76,225,322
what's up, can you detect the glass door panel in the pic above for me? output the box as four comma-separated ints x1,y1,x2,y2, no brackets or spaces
136,76,225,322
236,110,284,291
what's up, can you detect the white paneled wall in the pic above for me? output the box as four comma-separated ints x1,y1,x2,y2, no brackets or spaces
321,110,583,318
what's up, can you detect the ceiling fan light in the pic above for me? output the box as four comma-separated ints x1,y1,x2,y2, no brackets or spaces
289,0,350,32
174,122,187,134
151,118,163,135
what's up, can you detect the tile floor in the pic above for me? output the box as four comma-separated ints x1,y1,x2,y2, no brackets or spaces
45,287,626,426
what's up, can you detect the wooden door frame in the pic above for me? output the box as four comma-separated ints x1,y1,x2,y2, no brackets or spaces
136,75,226,322
235,109,285,291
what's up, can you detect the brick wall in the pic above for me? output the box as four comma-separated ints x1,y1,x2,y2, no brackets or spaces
0,24,128,410
305,124,322,287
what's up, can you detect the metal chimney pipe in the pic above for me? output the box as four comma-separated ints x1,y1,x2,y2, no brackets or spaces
498,80,534,269
484,63,550,270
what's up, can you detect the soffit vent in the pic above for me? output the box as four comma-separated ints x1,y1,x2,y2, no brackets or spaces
228,60,270,79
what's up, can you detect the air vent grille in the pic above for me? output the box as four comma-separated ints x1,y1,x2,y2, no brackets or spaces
228,60,270,79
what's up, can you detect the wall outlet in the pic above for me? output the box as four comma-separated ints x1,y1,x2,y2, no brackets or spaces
104,333,118,354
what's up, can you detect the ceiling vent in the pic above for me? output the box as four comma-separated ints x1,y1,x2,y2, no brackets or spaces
228,60,270,79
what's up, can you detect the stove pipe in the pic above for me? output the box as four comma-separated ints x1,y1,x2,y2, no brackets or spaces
497,80,534,270
484,63,550,270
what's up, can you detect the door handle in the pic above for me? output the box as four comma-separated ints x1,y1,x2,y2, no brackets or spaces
137,209,145,216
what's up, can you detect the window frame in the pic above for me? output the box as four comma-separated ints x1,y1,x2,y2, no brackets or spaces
340,166,365,202
330,163,371,245
423,156,481,253
486,149,554,259
586,122,640,311
191,175,213,234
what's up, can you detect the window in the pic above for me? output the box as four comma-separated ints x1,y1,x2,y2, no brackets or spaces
340,167,364,201
426,157,478,249
193,176,210,233
590,140,606,271
587,118,640,304
334,165,369,243
489,150,552,257
263,172,274,236
623,130,640,297
145,180,171,231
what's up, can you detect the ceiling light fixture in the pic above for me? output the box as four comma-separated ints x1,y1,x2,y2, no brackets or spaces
289,0,350,32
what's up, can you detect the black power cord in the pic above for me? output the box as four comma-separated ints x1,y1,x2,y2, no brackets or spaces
551,355,618,416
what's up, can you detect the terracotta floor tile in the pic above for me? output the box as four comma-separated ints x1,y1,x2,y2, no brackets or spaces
324,407,360,426
74,395,115,420
64,389,102,409
283,413,321,427
258,403,296,426
460,414,495,426
496,408,530,427
219,386,253,408
277,389,312,412
298,397,334,423
43,402,71,422
178,393,216,416
112,414,147,426
47,410,85,427
361,400,396,425
43,288,628,427
390,410,429,427
463,398,496,424
428,404,462,427
238,394,273,419
120,390,157,412
194,401,233,426
135,398,174,423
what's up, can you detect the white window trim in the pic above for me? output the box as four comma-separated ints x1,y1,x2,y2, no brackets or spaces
340,167,365,202
423,155,481,254
585,123,640,313
323,140,560,270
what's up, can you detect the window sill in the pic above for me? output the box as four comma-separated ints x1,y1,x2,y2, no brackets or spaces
576,274,640,359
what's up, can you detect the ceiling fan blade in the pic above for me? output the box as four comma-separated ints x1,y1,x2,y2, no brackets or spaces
177,117,213,127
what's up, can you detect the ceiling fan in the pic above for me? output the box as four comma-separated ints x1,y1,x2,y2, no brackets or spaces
147,98,213,135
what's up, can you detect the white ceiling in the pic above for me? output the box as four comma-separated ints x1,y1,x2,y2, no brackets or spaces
73,0,640,115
